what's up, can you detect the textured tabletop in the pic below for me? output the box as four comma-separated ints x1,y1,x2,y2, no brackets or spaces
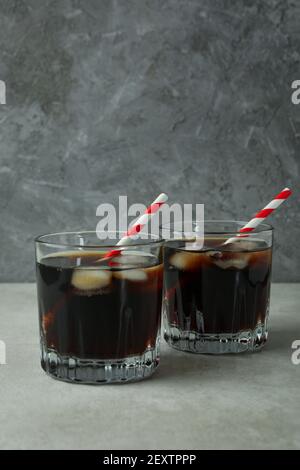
0,283,299,450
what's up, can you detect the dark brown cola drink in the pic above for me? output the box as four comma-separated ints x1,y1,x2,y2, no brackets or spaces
163,237,272,354
36,242,163,383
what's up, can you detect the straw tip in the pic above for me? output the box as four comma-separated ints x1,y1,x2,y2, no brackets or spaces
283,187,292,195
158,192,169,201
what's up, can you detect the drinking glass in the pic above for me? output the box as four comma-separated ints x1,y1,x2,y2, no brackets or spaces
35,231,163,383
162,221,273,354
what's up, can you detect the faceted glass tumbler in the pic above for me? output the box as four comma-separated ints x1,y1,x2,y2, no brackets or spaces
35,231,163,383
162,221,273,354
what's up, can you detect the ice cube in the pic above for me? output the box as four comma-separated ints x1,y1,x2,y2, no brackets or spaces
208,250,223,259
111,251,153,266
185,241,204,251
71,268,112,291
111,255,146,267
113,269,148,282
169,251,204,271
224,239,258,252
213,256,249,270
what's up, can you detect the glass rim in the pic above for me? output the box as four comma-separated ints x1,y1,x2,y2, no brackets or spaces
160,219,274,236
34,230,163,249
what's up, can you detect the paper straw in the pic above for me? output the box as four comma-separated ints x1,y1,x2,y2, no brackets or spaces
100,193,168,260
225,187,292,244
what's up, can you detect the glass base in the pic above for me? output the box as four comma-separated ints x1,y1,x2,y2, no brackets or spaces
41,342,160,384
164,323,268,354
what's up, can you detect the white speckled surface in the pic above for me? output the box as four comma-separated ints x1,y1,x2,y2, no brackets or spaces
0,283,299,450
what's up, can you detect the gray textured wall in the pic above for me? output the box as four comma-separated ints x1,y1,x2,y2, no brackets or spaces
0,0,299,282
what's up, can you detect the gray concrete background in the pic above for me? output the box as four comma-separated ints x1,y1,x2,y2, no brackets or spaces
0,0,299,282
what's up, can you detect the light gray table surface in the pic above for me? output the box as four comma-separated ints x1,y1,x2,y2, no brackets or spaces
0,283,299,450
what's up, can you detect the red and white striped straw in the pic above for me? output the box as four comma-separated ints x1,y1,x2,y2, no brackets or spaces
101,193,168,260
225,187,292,244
